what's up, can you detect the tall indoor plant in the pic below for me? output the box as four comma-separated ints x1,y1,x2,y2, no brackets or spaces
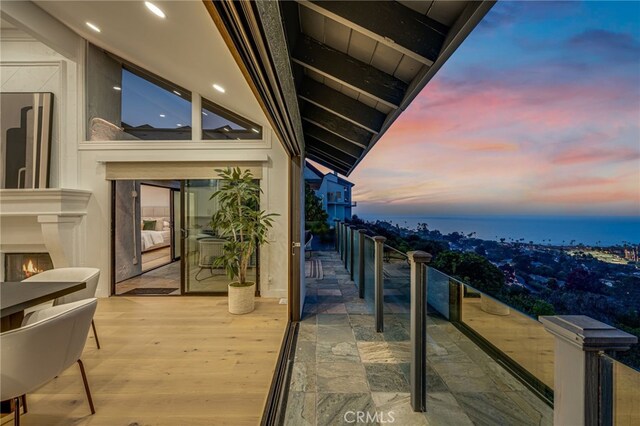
211,167,276,314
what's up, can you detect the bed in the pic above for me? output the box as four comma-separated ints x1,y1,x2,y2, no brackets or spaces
141,211,172,252
141,229,171,252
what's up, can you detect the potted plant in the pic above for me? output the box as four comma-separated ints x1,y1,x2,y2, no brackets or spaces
211,167,277,314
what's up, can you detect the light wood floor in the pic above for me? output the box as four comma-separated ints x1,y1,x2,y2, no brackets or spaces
16,296,287,425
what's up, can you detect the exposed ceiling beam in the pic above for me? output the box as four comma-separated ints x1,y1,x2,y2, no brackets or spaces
306,151,351,175
306,145,353,168
298,1,448,65
303,104,372,148
292,35,407,108
299,77,386,134
304,122,364,158
306,136,359,165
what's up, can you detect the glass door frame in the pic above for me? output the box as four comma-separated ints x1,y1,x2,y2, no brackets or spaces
179,179,261,296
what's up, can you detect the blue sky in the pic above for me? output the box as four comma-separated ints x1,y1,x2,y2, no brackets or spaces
347,1,640,217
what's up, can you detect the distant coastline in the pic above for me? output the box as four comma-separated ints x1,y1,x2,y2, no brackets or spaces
355,214,640,247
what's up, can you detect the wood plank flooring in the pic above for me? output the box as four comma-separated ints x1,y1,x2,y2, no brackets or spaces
16,296,287,425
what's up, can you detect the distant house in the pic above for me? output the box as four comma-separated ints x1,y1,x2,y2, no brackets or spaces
305,161,355,224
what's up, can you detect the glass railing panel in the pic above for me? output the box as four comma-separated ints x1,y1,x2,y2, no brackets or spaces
363,236,375,312
612,358,640,425
426,266,450,320
353,231,361,288
382,245,411,334
346,228,352,273
458,282,555,390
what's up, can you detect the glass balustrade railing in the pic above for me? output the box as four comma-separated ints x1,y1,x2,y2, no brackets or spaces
353,231,361,288
423,265,555,398
363,236,375,312
426,266,454,320
382,245,411,332
609,356,640,425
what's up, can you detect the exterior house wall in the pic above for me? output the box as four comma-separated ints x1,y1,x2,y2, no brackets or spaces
314,172,353,224
1,11,290,299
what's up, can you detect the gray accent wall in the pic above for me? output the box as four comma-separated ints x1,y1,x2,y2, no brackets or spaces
86,43,122,140
115,180,142,283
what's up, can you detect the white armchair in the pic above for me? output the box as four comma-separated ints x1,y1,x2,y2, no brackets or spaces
1,299,98,425
22,268,101,349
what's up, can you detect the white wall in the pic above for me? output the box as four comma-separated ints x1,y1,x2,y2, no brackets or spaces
1,5,291,299
77,138,290,298
140,185,170,208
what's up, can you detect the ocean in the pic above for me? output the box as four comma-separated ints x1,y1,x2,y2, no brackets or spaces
356,214,640,247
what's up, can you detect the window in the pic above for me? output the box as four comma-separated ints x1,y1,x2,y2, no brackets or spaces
86,43,192,141
120,68,192,140
201,97,262,140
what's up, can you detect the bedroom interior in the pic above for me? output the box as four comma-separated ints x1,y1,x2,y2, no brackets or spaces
114,181,179,295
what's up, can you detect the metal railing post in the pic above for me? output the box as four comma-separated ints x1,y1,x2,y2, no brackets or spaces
373,236,386,332
358,229,366,298
334,219,340,252
540,316,637,426
407,251,432,412
599,355,614,426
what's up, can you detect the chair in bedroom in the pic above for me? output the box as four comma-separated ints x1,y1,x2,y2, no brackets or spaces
1,299,98,425
195,238,225,281
22,268,102,349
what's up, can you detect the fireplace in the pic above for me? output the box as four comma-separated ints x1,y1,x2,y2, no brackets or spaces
4,253,54,281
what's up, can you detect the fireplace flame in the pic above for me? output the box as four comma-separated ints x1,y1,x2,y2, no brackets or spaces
22,259,43,278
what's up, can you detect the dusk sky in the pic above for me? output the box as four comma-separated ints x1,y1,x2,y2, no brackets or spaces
318,1,640,218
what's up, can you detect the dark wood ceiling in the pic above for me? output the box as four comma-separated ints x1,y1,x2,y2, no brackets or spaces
280,0,494,175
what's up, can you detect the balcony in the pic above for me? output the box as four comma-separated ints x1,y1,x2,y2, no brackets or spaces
282,222,640,425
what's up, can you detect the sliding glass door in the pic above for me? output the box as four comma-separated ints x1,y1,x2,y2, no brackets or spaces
181,179,258,294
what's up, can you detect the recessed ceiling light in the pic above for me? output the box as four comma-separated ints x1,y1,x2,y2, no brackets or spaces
144,2,166,18
213,84,225,93
223,128,229,132
159,114,166,117
202,111,208,116
173,90,181,96
86,22,101,32
177,123,182,127
251,128,259,133
113,86,121,91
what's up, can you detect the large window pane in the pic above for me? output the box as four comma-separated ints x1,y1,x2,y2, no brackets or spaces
121,69,192,140
86,43,192,141
201,97,262,140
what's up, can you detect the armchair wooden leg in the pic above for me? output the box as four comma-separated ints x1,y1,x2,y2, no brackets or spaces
91,319,101,349
77,360,95,415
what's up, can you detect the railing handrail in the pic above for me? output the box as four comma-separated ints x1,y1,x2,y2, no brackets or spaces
383,243,408,259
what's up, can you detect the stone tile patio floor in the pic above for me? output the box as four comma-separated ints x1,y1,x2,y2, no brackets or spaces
284,251,553,426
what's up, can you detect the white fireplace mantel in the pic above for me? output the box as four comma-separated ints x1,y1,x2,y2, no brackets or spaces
0,188,92,268
0,188,92,217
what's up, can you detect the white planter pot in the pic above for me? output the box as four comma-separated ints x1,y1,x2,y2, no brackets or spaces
480,295,510,316
228,282,256,314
